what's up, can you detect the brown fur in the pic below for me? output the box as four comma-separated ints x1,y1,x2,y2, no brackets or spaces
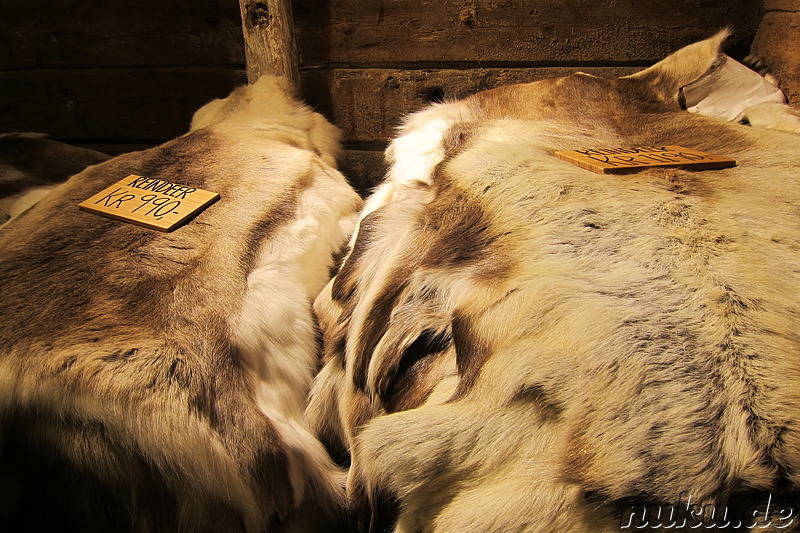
0,133,110,225
0,76,362,532
308,33,800,532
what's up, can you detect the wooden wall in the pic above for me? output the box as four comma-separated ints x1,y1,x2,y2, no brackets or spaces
0,1,246,149
0,0,764,191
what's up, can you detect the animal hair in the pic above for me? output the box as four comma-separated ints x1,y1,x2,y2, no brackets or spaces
0,76,362,532
308,32,800,532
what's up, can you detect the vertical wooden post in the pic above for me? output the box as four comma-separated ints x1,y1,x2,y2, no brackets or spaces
238,0,301,96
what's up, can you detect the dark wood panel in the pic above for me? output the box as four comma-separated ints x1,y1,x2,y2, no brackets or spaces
1,66,646,145
0,68,246,140
294,0,761,65
0,0,764,69
302,66,641,143
0,0,244,68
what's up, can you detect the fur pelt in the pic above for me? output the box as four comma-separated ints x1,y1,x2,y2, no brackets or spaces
308,32,800,532
0,133,110,227
0,76,362,532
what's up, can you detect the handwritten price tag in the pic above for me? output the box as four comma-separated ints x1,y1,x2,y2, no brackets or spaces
554,146,736,174
79,175,219,231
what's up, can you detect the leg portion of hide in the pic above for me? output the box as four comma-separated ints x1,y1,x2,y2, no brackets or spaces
352,403,620,533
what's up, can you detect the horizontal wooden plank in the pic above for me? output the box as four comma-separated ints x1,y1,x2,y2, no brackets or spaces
0,0,763,70
0,68,247,140
0,0,245,68
751,11,800,106
294,0,761,64
1,66,646,145
301,66,642,143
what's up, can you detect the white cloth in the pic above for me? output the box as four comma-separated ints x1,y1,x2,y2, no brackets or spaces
681,55,787,122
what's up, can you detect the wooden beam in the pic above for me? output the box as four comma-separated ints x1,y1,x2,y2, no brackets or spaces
239,0,300,95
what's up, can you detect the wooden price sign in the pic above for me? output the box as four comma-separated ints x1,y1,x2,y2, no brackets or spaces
79,175,219,231
554,146,736,174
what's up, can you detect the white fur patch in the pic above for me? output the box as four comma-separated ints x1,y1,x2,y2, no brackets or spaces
234,158,355,505
341,101,474,262
740,102,800,133
387,101,473,187
310,32,800,533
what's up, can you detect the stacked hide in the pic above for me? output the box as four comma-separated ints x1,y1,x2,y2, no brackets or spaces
0,133,110,226
2,32,799,533
309,33,800,532
0,76,361,532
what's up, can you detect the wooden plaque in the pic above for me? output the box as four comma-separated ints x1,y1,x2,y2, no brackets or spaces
554,146,736,174
79,175,219,231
